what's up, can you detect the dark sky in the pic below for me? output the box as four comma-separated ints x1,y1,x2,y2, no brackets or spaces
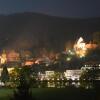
0,0,100,18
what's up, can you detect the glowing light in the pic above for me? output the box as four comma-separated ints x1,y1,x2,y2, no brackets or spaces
66,57,71,61
57,78,59,81
24,61,34,66
68,50,75,55
8,68,14,73
0,82,4,86
52,78,54,81
47,78,50,81
0,51,7,64
40,78,43,81
62,78,64,80
71,76,75,81
74,37,87,58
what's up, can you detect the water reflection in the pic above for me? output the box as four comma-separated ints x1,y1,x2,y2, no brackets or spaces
37,81,94,89
47,82,55,87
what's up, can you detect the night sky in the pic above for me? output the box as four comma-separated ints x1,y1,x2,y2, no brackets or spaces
0,0,100,18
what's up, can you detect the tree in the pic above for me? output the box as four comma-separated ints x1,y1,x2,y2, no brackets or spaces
0,65,9,86
9,67,21,87
11,66,35,100
93,32,100,45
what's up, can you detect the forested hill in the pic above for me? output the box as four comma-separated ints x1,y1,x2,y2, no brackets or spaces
0,12,100,51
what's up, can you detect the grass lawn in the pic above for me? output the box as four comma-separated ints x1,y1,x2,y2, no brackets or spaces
0,88,13,100
0,87,97,100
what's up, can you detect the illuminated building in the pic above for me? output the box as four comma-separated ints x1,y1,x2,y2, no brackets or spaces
74,37,87,58
81,61,100,70
0,50,7,64
45,71,55,78
64,70,82,80
0,50,21,65
81,61,100,80
7,50,20,62
37,71,55,81
74,37,98,58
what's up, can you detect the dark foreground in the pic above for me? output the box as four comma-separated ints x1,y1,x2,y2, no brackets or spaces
0,87,99,100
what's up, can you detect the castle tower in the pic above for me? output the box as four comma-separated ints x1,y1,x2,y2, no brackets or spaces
0,50,7,64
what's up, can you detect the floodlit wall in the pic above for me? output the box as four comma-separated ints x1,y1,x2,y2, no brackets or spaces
64,70,82,80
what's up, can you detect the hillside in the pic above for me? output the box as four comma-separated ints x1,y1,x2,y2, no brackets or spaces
0,12,100,51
